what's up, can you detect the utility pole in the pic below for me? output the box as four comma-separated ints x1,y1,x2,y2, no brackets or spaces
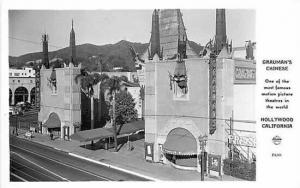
229,111,234,160
112,90,117,152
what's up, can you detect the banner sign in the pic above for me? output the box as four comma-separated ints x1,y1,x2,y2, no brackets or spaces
145,142,154,161
35,68,41,110
234,66,256,84
208,154,222,176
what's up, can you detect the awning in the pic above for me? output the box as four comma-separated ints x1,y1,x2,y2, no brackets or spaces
117,120,145,135
70,128,113,142
42,113,61,129
121,81,140,88
163,128,197,155
70,120,145,142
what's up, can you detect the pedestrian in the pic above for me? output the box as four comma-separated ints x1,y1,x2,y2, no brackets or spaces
172,155,176,164
50,132,54,140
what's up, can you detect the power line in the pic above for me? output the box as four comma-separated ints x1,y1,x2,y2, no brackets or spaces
37,106,256,124
9,36,65,49
143,114,256,124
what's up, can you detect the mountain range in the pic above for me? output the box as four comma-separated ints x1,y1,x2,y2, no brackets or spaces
9,40,203,72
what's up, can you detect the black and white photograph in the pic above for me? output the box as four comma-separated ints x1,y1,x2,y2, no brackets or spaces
1,0,300,187
7,8,256,181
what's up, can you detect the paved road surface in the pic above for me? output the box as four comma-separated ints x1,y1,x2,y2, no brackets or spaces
10,136,149,181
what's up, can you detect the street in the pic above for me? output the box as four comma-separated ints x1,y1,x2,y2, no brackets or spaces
10,136,149,181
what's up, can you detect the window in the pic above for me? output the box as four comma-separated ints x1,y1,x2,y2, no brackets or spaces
14,73,20,76
13,80,15,83
18,80,20,83
30,80,33,83
9,73,12,76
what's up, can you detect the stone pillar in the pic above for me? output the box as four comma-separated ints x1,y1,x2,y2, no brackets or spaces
144,61,158,162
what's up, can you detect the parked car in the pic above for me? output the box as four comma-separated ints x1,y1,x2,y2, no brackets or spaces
25,131,33,139
16,101,32,112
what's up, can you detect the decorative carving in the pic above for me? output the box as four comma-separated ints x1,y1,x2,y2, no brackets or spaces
209,53,217,135
47,68,57,93
35,68,41,110
168,57,188,99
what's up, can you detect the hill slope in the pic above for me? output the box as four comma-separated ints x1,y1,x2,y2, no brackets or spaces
9,40,203,71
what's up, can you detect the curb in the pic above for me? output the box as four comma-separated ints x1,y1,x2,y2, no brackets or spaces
68,152,161,181
15,136,160,181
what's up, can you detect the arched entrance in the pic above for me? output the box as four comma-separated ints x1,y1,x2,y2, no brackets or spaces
14,87,28,104
42,112,61,138
9,89,12,105
30,87,36,105
163,127,198,169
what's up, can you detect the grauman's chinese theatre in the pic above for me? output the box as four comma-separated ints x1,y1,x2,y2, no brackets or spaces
135,9,256,173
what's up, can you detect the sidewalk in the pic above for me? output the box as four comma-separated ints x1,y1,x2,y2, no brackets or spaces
17,131,243,181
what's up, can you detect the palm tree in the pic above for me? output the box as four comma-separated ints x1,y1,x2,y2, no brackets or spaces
75,68,109,131
102,76,126,152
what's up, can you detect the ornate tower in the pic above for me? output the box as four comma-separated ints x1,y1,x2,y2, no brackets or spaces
42,34,50,69
215,9,227,54
149,9,161,60
70,20,76,65
158,9,198,59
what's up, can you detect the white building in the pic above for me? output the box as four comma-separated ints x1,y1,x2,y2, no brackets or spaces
9,68,36,105
9,67,36,78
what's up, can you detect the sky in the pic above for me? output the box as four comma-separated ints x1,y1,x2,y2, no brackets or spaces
9,9,255,57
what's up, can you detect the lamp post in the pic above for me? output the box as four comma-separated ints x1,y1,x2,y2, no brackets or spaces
14,107,23,136
199,134,208,181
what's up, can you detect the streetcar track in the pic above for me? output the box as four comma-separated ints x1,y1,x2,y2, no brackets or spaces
11,166,40,181
10,151,70,181
10,144,113,181
10,172,28,182
10,158,63,181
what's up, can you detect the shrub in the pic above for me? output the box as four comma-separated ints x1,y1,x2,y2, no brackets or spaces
223,158,256,181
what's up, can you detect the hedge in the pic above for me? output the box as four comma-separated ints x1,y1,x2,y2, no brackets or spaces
223,158,256,181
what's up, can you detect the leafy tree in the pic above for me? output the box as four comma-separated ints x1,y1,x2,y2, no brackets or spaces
115,91,137,125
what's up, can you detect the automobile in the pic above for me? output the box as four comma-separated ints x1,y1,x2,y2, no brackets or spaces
16,101,32,112
25,131,33,139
